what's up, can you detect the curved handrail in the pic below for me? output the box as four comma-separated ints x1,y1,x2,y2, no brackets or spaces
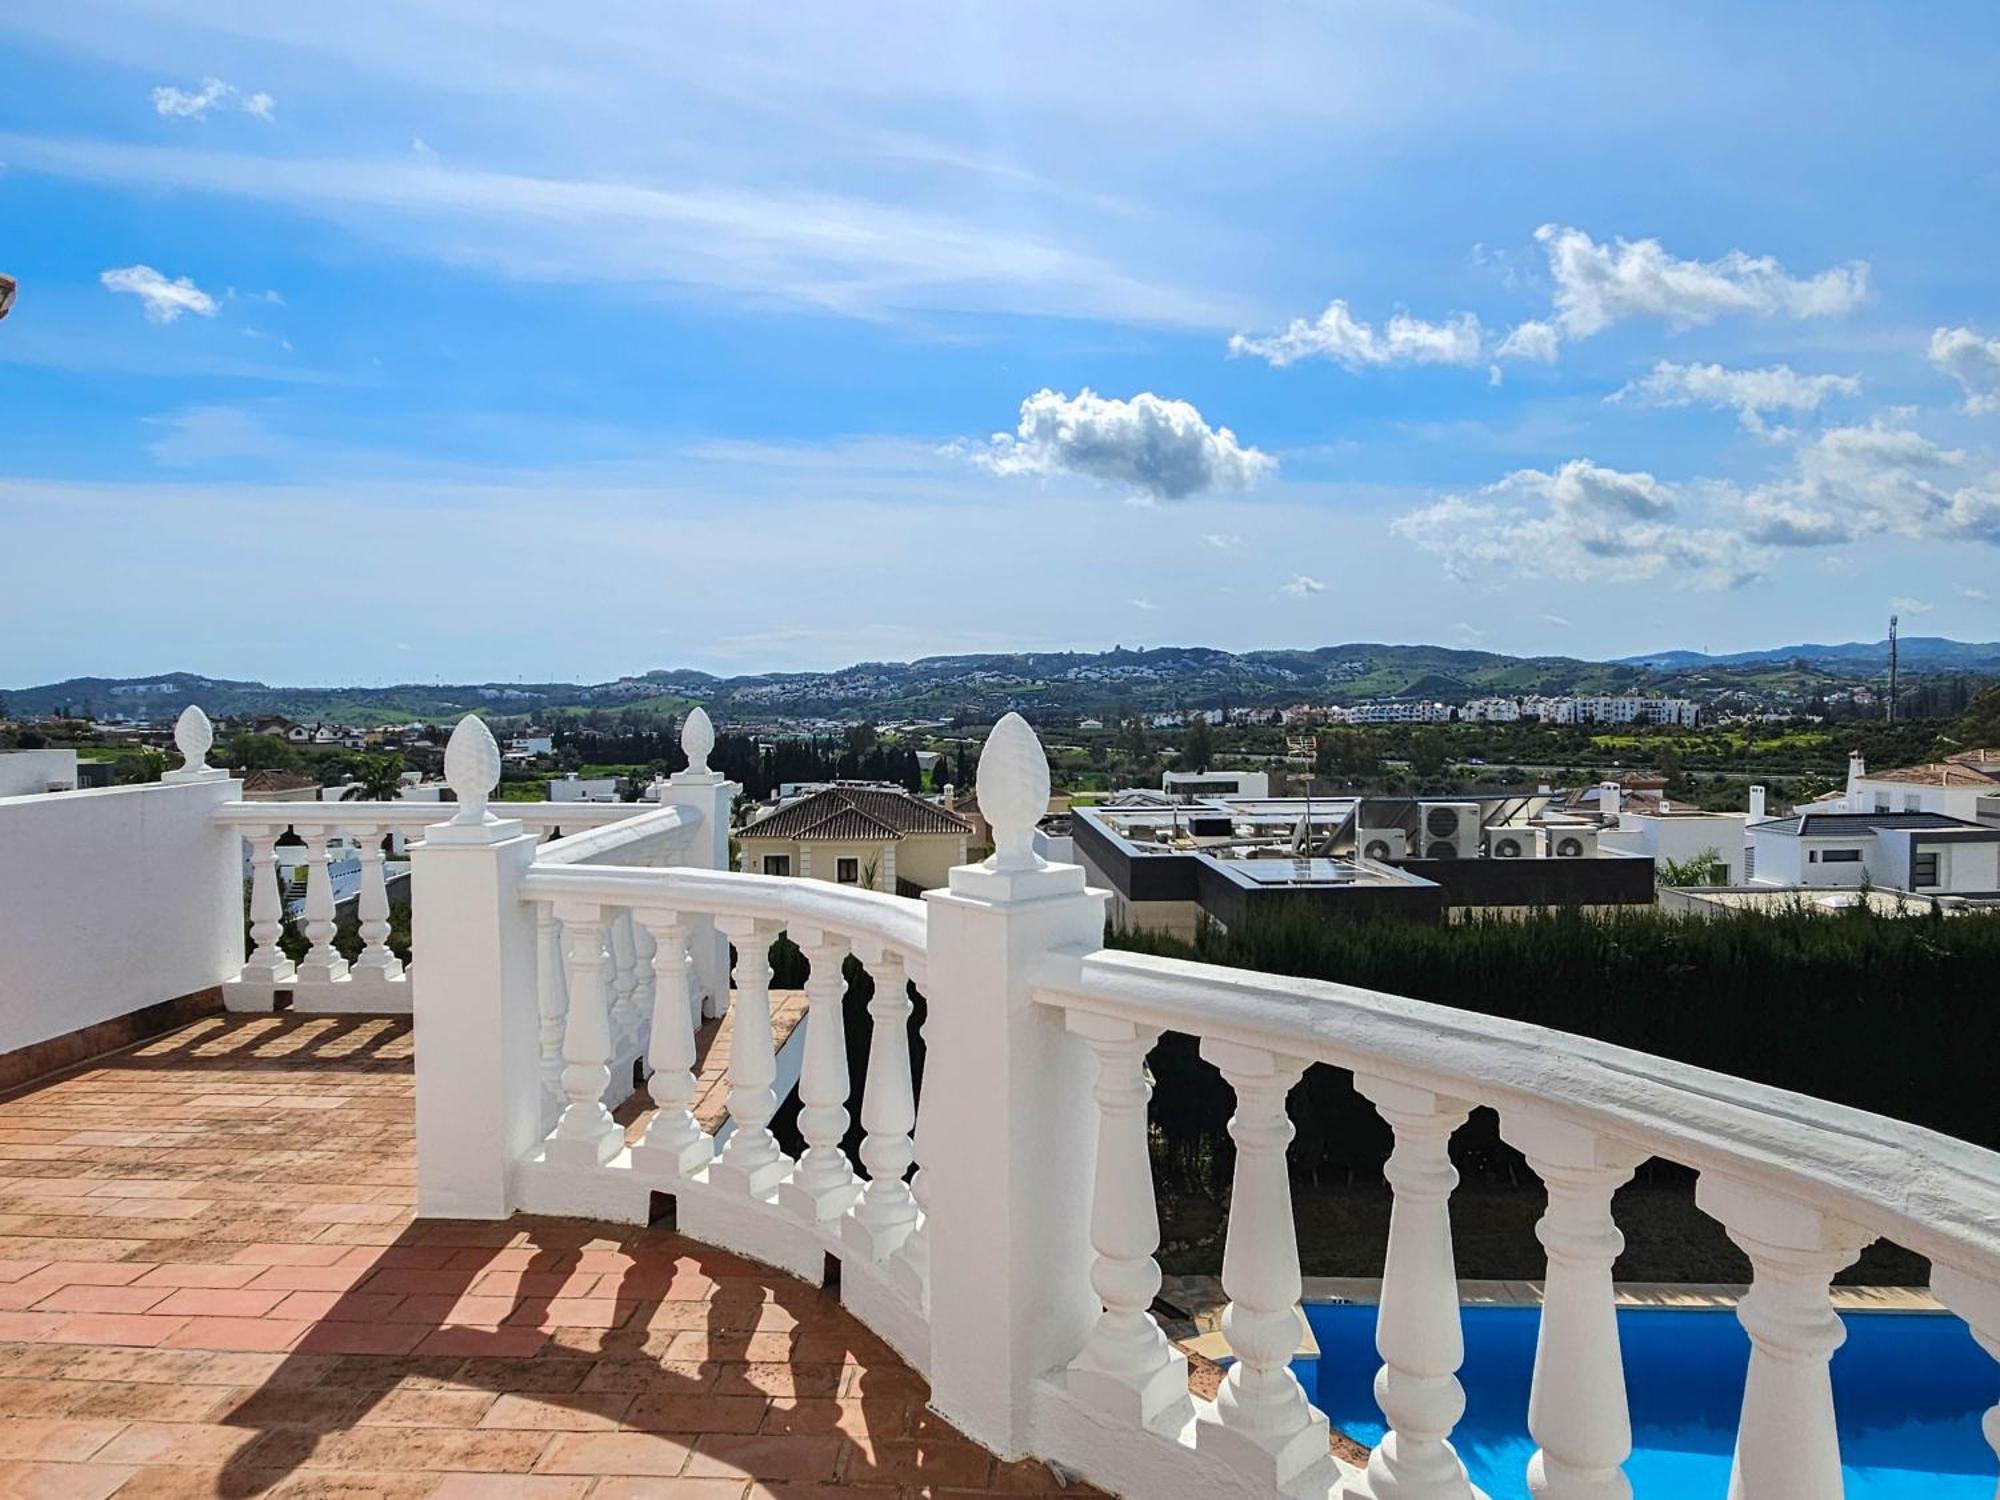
215,799,651,830
535,803,699,866
520,862,928,960
1034,947,2000,1277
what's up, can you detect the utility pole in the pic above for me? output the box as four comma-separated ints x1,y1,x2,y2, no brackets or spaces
1887,613,1899,724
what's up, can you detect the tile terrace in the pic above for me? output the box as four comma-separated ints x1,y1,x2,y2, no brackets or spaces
0,1013,1098,1499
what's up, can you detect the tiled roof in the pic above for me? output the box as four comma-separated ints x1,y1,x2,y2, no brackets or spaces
1866,761,2000,788
239,769,319,793
739,785,972,842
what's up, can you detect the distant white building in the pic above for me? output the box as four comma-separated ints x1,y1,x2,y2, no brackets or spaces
1748,810,2000,896
1161,769,1271,800
0,750,80,797
548,773,626,803
1830,749,2000,824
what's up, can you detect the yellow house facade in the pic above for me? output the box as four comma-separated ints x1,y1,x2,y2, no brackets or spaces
734,784,973,895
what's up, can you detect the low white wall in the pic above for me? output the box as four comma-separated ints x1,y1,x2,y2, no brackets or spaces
0,749,80,796
0,777,242,1054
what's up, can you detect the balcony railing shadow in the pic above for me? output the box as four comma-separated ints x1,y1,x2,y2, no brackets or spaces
114,1013,416,1071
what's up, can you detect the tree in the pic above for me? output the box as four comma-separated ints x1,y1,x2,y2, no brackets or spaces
224,733,304,772
1660,849,1728,887
1408,728,1450,779
1947,683,2000,750
1315,729,1381,782
340,754,408,801
1183,716,1215,773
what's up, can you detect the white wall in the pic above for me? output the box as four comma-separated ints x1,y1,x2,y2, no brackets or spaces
0,777,242,1053
0,749,80,797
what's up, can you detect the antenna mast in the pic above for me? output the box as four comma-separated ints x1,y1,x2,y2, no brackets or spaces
1887,613,1899,724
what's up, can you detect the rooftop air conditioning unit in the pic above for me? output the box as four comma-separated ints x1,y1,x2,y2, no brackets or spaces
1486,826,1542,860
1419,802,1481,860
1549,827,1599,859
1359,829,1407,862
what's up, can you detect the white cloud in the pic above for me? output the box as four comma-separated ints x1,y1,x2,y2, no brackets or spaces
1930,326,2000,414
1229,300,1482,370
966,388,1274,500
1540,612,1572,628
1534,224,1868,342
1494,319,1560,363
151,77,274,121
99,264,219,323
1740,420,1971,547
1127,597,1158,611
1961,586,1991,602
1889,596,1934,615
1203,533,1242,550
1614,360,1860,438
1393,458,1761,589
1280,575,1326,596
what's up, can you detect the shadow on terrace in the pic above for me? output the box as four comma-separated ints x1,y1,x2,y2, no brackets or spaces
0,1013,1091,1497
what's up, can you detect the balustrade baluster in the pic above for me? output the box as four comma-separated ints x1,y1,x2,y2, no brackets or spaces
712,916,789,1196
294,827,349,986
348,826,403,980
241,826,295,985
629,910,711,1176
781,928,861,1221
608,910,641,1060
545,901,623,1167
534,903,569,1126
1500,1108,1644,1500
1065,1013,1188,1432
1931,1265,2000,1497
890,959,934,1308
846,946,918,1259
631,917,659,1076
1195,1038,1332,1496
1351,1074,1478,1500
1696,1175,1869,1500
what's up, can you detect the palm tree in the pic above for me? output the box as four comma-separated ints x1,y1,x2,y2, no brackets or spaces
340,754,407,802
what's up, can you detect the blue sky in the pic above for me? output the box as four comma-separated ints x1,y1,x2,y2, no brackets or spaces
4,2,2000,686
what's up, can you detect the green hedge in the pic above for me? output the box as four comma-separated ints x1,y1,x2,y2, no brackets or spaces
1111,905,2000,1193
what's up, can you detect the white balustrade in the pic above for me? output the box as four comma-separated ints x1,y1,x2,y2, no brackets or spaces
608,909,641,1066
357,705,2000,1500
239,825,295,987
294,828,349,986
1065,1012,1188,1432
1197,1038,1334,1496
846,944,918,1260
546,900,624,1167
629,909,711,1177
711,915,790,1197
783,928,862,1221
1352,1074,1478,1500
534,902,569,1124
1696,1175,1870,1500
1499,1108,1643,1500
348,826,404,981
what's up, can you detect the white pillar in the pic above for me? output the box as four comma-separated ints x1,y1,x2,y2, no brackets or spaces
608,910,641,1063
629,910,711,1177
1066,1013,1189,1433
920,713,1104,1458
844,946,918,1261
1696,1175,1869,1500
412,716,541,1217
1930,1264,2000,1494
546,900,623,1168
1351,1073,1480,1500
294,827,349,985
1499,1108,1644,1500
240,825,295,986
780,928,861,1221
349,826,403,979
1198,1039,1332,1496
711,915,789,1198
654,709,740,1019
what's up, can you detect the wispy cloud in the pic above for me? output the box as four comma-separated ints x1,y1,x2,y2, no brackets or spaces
152,77,274,121
1280,574,1325,596
1230,299,1482,371
1613,360,1860,438
99,264,218,323
1931,326,2000,414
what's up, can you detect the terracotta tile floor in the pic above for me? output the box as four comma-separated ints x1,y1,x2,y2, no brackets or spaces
0,1013,1099,1499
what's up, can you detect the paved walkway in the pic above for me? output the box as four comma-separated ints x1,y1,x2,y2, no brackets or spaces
0,1013,1095,1498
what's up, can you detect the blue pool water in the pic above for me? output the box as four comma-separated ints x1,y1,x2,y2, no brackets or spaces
1292,1302,1994,1498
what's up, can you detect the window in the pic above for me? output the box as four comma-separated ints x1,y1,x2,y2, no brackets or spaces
1821,848,1862,863
1874,795,1892,812
836,857,860,884
762,854,792,877
1913,850,1941,888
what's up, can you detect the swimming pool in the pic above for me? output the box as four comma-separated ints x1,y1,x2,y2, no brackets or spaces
1292,1302,1995,1498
